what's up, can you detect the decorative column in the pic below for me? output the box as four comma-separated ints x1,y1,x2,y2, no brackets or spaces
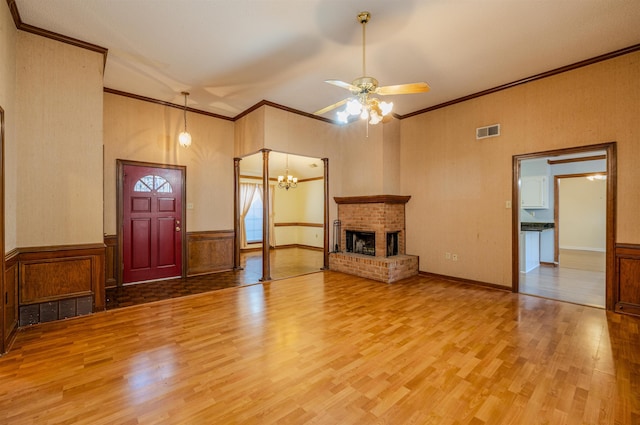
322,157,329,270
260,149,271,281
233,157,242,270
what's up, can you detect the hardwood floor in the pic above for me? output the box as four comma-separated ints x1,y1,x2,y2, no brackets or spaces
559,249,606,273
520,250,606,308
2,272,638,424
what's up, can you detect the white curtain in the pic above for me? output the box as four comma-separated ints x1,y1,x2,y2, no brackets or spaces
255,184,276,248
239,183,257,249
269,185,276,248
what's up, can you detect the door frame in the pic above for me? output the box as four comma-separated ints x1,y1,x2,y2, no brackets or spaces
116,159,187,286
0,106,5,352
512,142,617,310
553,172,607,265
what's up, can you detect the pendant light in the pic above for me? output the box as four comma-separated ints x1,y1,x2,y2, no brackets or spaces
178,91,192,148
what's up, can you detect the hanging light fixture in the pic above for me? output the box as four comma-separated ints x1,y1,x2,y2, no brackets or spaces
178,91,192,148
277,155,298,190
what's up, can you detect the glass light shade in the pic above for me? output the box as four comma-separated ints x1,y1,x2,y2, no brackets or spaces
178,131,192,148
369,111,382,125
278,175,284,182
337,110,350,123
346,99,363,115
379,101,393,116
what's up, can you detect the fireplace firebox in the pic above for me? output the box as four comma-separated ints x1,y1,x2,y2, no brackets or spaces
346,230,376,256
387,232,399,257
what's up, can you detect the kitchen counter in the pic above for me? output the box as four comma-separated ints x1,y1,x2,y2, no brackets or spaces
521,222,554,231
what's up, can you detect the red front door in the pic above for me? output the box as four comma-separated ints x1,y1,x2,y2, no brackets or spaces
123,165,183,283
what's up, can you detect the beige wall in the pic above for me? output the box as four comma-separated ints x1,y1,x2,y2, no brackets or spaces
15,32,104,247
103,92,235,234
559,177,606,251
274,179,324,248
401,52,640,287
234,107,265,158
0,2,17,251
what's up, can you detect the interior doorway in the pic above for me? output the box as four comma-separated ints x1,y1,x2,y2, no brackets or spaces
237,151,325,281
512,143,616,310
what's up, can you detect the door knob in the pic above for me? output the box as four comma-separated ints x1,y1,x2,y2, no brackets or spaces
176,227,181,232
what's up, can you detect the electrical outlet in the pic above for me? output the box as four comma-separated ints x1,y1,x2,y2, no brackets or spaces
445,252,451,260
506,200,512,208
452,254,458,261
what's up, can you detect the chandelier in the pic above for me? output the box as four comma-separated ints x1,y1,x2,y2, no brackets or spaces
277,155,298,190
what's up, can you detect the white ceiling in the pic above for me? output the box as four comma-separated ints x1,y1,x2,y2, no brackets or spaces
14,0,640,121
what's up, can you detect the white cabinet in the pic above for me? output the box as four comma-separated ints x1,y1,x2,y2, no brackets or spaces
520,231,540,273
540,229,555,264
521,175,548,209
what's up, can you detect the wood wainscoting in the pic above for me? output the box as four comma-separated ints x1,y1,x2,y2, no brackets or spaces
615,243,640,316
104,235,117,288
187,230,234,276
3,250,19,353
17,244,105,326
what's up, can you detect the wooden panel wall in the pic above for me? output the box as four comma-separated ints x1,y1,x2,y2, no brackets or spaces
3,250,19,352
18,244,106,311
615,244,640,316
187,230,234,276
104,235,117,288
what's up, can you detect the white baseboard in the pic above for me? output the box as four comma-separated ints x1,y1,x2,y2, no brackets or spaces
559,246,606,253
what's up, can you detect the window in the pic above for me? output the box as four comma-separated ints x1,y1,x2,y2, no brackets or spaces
245,195,263,243
134,175,173,193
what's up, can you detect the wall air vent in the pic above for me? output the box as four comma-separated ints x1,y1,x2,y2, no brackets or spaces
476,124,501,140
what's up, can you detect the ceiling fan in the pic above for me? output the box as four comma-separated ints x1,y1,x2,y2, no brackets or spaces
314,11,430,125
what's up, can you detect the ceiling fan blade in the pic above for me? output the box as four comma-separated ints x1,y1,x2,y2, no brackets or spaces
314,98,349,115
376,82,430,95
325,80,361,92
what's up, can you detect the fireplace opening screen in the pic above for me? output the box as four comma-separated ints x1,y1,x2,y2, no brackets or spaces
346,230,376,256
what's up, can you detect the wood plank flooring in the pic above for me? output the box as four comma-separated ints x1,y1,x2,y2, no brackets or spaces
520,265,605,308
520,249,606,308
2,272,639,424
559,249,606,273
106,248,324,309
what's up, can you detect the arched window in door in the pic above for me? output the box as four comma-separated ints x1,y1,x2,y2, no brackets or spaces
133,175,173,193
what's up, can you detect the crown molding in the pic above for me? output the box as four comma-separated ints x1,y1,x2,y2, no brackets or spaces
400,43,640,120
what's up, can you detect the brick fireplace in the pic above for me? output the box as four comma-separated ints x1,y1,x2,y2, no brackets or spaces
329,195,419,283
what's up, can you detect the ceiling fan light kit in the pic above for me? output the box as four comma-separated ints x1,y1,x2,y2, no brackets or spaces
315,11,430,127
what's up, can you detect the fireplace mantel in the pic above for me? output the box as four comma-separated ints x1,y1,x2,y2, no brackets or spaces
334,195,411,205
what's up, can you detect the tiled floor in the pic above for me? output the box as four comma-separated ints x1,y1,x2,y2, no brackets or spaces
106,247,324,309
